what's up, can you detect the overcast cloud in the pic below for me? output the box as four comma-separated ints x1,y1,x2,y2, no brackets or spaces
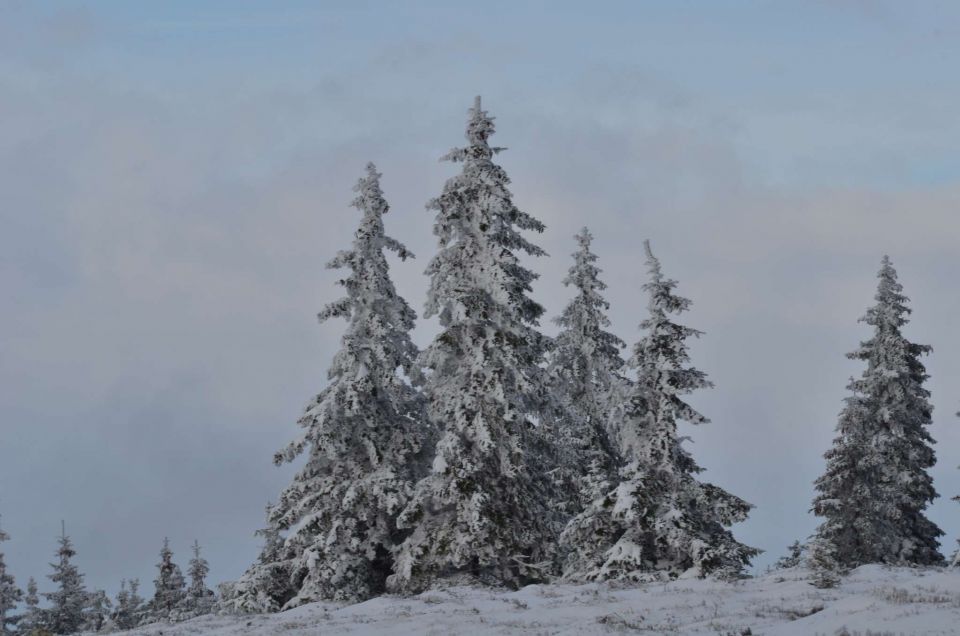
3,0,960,595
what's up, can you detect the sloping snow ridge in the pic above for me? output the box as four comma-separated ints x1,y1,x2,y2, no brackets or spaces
110,566,960,635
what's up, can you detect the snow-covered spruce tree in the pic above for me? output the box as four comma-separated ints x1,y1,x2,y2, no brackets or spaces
184,540,215,615
389,97,555,593
128,578,144,625
112,580,132,630
112,579,143,631
773,540,806,570
561,241,757,582
148,538,186,622
18,577,42,634
0,519,22,635
252,163,428,608
82,590,111,633
219,505,290,614
807,534,841,589
546,228,626,520
811,256,943,569
44,524,87,635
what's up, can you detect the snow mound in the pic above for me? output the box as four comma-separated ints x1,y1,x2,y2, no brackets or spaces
112,565,960,635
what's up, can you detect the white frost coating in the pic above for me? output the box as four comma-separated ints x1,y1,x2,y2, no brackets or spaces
545,229,628,565
561,241,757,582
389,97,554,594
811,256,942,575
224,163,429,610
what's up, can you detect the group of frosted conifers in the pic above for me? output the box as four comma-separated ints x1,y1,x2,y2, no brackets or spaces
0,522,215,634
213,97,957,613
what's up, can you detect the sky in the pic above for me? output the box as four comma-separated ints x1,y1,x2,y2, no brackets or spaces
3,0,960,600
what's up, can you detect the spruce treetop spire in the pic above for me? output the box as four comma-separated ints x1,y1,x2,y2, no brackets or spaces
862,254,914,331
351,162,390,219
643,239,661,281
576,226,592,247
632,240,710,432
445,94,505,161
467,95,489,147
642,239,693,319
313,161,416,329
556,226,619,338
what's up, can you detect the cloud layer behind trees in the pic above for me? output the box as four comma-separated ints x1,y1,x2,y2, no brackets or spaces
3,1,960,593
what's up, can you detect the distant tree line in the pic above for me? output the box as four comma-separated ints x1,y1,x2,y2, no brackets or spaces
0,521,214,635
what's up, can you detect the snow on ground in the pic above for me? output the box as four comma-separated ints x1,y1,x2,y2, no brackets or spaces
116,566,960,635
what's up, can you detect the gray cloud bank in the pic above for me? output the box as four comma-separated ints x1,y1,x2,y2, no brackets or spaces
2,2,960,595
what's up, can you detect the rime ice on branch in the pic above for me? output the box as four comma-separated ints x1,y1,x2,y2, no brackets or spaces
389,97,554,593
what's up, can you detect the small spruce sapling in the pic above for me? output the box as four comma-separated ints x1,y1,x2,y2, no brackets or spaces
19,577,42,634
185,540,215,615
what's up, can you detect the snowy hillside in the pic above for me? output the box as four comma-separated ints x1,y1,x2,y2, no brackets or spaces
112,566,960,635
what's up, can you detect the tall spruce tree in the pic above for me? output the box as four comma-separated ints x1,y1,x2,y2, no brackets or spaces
546,228,626,518
44,523,87,635
561,241,756,581
254,163,427,608
148,538,186,621
811,256,943,569
389,97,554,593
0,518,22,635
